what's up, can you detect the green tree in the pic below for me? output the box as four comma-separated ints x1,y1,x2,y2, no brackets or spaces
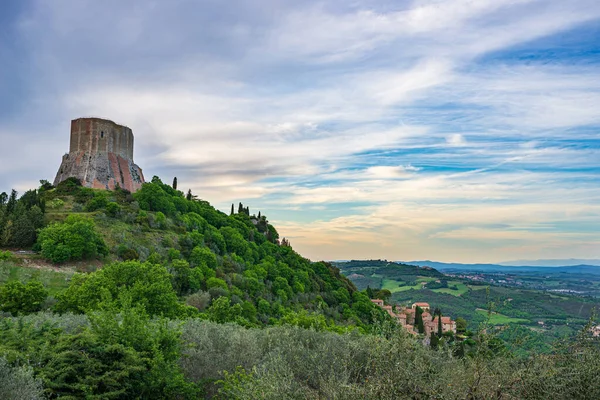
207,277,228,291
220,226,249,257
374,289,392,302
56,261,188,318
9,206,44,248
33,301,199,399
37,215,108,263
430,332,439,349
134,182,176,216
189,246,218,270
39,179,53,191
207,296,242,323
170,259,204,296
416,306,425,334
204,226,226,254
0,281,48,315
6,190,17,215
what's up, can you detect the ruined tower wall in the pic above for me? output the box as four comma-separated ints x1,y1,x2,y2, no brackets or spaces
69,118,134,159
54,118,145,192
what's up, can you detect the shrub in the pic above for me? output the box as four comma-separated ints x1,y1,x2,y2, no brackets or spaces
0,250,12,261
37,215,108,263
47,198,65,209
117,244,139,261
0,307,198,399
85,195,108,212
0,357,44,400
0,281,48,315
55,177,82,194
105,202,120,217
186,291,211,311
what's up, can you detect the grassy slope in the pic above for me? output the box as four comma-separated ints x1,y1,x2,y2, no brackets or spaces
433,282,469,296
476,309,529,324
0,260,73,295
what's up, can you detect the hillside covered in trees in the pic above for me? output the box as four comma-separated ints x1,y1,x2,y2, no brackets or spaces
0,177,387,331
0,178,599,399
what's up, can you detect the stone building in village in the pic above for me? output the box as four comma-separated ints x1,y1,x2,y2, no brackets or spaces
371,300,456,336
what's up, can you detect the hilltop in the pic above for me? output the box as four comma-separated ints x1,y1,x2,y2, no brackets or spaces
333,259,444,291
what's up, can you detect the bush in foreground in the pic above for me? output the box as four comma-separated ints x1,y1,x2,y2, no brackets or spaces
178,320,600,400
36,215,108,263
0,357,44,400
0,280,48,315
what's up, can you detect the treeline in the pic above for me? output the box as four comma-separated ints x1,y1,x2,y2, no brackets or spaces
0,183,49,248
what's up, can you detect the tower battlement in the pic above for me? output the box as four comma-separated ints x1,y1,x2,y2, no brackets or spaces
54,118,145,192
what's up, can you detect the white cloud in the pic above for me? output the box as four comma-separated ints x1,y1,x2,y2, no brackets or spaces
446,133,467,147
1,0,600,262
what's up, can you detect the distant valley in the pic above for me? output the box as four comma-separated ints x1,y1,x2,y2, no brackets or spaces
335,259,600,352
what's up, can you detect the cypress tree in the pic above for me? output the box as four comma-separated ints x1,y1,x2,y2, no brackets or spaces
238,202,243,214
1,220,13,247
416,306,425,334
438,315,443,337
6,190,17,215
230,204,234,215
186,189,193,201
172,177,178,190
430,332,439,349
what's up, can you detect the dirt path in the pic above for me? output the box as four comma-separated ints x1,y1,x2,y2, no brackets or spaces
18,257,76,273
8,251,101,273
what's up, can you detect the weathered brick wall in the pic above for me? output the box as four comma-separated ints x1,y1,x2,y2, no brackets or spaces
54,118,145,192
69,118,134,159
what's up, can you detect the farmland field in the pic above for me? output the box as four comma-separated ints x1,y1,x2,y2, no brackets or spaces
476,309,529,324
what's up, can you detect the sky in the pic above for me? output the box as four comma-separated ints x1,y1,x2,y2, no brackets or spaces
0,0,599,263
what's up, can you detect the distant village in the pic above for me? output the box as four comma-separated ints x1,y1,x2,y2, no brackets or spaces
370,299,457,336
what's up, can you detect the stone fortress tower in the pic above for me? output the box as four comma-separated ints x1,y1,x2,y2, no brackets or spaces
54,118,145,192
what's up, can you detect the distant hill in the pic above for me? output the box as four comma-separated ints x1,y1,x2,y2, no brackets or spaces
499,259,600,267
333,259,444,291
404,260,600,275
